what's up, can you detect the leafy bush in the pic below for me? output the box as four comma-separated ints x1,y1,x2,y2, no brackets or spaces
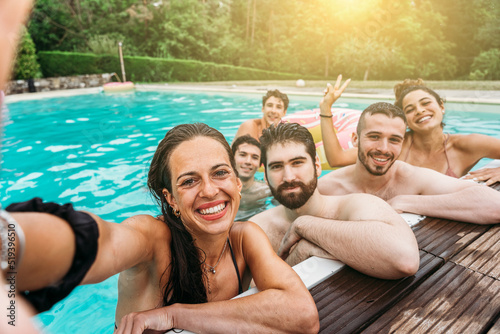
469,49,500,80
87,34,126,55
38,51,314,81
38,52,100,77
14,30,41,79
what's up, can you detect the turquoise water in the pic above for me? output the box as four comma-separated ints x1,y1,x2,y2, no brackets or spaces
1,90,500,333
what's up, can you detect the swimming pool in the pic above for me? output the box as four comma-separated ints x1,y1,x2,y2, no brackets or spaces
2,89,500,333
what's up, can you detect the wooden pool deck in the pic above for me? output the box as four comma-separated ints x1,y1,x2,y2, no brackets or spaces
312,180,500,334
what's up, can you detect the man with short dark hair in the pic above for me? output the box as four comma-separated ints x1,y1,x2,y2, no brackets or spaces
318,102,500,224
250,122,420,280
231,135,271,221
233,89,289,142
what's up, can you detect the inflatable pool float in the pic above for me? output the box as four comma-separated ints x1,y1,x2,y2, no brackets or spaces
281,108,361,170
103,81,135,93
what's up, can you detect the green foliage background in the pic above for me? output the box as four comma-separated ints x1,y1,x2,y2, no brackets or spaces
14,30,41,80
24,0,500,81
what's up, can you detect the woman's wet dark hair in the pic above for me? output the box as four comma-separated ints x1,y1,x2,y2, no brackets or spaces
147,123,236,306
394,78,445,129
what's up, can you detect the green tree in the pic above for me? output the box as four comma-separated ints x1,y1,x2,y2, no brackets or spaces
469,48,500,80
14,30,41,80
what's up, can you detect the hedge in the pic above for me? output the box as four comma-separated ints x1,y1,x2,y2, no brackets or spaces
37,51,317,82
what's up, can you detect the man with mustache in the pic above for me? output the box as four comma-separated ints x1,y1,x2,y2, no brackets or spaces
249,122,420,280
318,102,500,224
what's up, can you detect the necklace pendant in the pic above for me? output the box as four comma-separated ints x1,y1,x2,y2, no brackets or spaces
209,268,216,274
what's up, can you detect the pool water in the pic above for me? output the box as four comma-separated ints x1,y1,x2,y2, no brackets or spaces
1,90,499,333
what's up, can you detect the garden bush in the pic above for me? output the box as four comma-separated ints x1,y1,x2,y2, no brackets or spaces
37,51,315,82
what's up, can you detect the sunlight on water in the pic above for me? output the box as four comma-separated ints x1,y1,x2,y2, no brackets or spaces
1,90,499,333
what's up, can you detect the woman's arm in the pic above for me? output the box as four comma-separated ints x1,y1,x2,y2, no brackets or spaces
9,212,157,290
116,222,319,334
82,214,159,284
320,75,358,167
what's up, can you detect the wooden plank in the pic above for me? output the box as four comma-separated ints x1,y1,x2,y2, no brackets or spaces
413,218,490,260
312,251,442,334
362,262,500,334
450,278,500,333
487,316,500,334
451,225,500,279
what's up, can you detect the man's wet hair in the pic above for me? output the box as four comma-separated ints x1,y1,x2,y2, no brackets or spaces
231,135,262,156
259,122,316,168
262,89,289,110
356,102,407,136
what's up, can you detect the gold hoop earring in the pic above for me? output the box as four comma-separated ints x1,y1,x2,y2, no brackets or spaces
239,191,242,199
172,208,181,218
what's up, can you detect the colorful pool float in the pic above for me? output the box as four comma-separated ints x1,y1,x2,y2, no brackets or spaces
281,108,361,170
103,81,135,92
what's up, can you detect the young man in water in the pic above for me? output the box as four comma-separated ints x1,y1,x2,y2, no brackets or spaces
231,135,272,221
233,89,289,142
318,102,500,224
249,122,420,279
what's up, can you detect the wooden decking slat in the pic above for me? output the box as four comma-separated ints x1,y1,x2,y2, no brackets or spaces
451,225,500,279
447,278,500,334
362,262,500,334
487,315,500,334
314,252,442,333
415,218,490,260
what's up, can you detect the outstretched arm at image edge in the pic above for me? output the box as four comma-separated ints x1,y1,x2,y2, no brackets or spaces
82,214,158,284
116,222,319,334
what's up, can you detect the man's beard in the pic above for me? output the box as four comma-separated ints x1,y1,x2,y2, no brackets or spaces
270,176,317,210
358,146,395,176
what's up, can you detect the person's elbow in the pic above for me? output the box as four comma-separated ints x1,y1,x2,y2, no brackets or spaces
296,301,320,334
390,245,420,279
476,205,500,225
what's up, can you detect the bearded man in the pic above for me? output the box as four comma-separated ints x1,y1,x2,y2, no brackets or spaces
249,123,419,280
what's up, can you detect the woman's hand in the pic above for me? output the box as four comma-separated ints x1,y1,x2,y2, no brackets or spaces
319,74,351,115
116,307,175,334
463,167,500,186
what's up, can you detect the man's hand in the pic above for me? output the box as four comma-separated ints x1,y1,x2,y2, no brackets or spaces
319,74,351,114
278,220,333,266
463,167,500,186
386,196,406,214
278,222,302,261
282,239,333,267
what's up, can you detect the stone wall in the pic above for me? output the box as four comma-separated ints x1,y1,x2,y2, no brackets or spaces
5,73,114,95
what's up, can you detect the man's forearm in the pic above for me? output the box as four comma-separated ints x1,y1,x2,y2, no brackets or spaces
391,186,500,224
292,216,419,279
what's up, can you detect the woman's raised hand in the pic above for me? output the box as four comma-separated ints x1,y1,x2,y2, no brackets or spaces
320,74,351,115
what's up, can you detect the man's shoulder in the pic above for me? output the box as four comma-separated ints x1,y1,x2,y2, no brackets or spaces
249,179,270,192
235,118,261,140
238,118,260,130
317,167,354,195
249,205,286,224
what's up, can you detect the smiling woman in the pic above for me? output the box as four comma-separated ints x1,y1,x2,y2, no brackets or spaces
395,79,500,184
6,123,319,334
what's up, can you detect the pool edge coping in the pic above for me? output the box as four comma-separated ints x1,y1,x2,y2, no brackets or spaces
4,84,500,105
